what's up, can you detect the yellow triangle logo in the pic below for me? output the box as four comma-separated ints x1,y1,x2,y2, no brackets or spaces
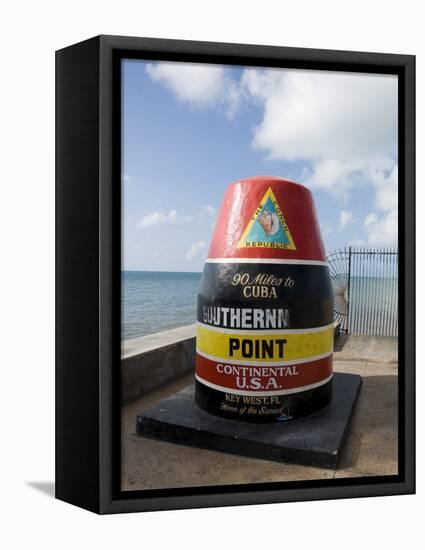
238,187,296,250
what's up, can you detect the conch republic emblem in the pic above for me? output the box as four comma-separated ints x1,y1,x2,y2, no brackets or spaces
195,176,334,422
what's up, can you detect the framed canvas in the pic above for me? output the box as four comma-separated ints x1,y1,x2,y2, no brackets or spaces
56,34,415,514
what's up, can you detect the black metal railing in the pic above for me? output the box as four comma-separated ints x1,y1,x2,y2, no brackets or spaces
327,248,350,333
327,247,398,337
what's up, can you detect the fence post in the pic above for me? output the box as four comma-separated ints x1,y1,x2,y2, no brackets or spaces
346,246,352,334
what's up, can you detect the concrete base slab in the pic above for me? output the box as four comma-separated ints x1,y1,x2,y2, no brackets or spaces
136,373,362,469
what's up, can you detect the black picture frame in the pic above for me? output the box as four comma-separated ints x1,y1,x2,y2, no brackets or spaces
56,34,415,514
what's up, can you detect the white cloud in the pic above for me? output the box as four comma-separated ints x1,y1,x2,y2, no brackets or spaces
241,67,399,249
321,222,333,236
240,68,283,101
363,163,398,246
339,210,353,230
137,204,217,231
364,209,397,247
137,209,193,228
241,68,398,210
122,174,132,183
146,62,241,117
201,205,216,218
303,158,372,200
186,240,207,261
243,69,397,163
145,65,399,249
145,65,398,200
368,163,398,212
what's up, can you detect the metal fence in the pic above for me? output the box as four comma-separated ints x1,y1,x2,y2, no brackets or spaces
327,247,398,337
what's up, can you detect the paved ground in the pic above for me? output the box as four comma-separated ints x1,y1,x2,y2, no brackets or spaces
121,335,398,491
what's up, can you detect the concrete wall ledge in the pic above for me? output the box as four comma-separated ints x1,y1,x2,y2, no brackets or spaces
122,324,196,403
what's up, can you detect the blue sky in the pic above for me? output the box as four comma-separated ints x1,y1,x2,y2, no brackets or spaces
122,59,398,272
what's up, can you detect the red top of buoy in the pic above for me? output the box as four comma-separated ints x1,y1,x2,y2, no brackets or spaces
207,176,327,262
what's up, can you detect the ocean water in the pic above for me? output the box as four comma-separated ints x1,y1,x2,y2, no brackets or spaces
347,276,398,336
122,271,399,341
122,271,202,340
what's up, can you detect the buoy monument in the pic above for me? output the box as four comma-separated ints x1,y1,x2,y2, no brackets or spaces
194,176,334,421
137,175,362,468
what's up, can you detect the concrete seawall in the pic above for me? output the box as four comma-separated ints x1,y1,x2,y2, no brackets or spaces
122,324,196,403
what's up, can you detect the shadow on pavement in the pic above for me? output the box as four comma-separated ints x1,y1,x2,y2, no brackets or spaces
26,481,55,498
334,333,349,352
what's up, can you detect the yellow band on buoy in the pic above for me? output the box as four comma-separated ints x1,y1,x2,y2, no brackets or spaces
196,323,334,363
